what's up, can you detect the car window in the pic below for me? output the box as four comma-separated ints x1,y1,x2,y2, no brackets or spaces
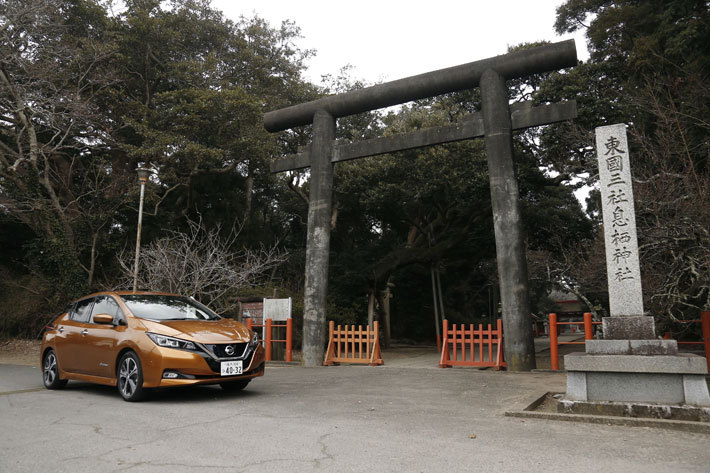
120,295,221,321
70,298,94,323
90,296,125,324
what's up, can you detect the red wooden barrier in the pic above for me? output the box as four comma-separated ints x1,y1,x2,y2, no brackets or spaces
323,321,383,366
664,311,710,371
549,312,600,370
245,317,293,362
438,319,506,369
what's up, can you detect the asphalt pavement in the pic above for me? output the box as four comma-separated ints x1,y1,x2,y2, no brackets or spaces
1,354,709,473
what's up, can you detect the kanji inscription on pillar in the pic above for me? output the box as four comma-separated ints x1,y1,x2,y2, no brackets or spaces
595,124,644,316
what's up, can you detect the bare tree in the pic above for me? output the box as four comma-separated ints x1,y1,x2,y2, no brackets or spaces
528,232,608,321
118,218,288,314
629,73,710,320
0,0,123,292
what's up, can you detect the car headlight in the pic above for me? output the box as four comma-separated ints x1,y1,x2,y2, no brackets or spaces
248,331,259,348
147,332,198,351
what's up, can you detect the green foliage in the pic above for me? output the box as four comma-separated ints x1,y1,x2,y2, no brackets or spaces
4,0,703,341
0,0,314,334
543,0,710,318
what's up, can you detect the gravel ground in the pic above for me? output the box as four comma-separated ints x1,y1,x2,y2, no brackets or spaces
0,339,40,366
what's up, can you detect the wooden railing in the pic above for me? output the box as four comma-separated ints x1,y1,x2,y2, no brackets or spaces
323,321,383,366
439,319,506,369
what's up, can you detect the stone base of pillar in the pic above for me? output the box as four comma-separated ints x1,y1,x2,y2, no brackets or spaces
564,352,710,406
557,398,710,422
602,315,656,339
586,339,679,355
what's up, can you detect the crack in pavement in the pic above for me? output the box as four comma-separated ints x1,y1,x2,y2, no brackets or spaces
0,388,45,396
312,432,335,469
161,410,246,432
232,456,330,472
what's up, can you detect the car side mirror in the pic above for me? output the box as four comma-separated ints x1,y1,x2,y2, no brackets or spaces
93,313,115,325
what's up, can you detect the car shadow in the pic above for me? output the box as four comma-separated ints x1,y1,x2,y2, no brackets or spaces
61,381,260,403
148,385,260,403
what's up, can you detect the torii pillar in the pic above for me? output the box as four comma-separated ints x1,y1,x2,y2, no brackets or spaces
302,110,336,366
264,40,578,370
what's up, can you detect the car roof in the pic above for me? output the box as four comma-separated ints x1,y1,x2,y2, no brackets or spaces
75,291,184,300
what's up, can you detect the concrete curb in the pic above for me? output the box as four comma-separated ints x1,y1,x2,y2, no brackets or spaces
505,392,710,434
505,409,710,434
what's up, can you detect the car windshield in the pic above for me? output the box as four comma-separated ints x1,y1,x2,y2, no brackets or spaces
120,295,221,321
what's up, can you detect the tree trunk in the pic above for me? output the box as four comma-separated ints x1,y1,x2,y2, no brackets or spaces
367,290,376,327
87,231,99,289
244,170,253,223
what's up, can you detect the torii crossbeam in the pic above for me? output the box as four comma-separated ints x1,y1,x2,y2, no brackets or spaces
264,40,578,370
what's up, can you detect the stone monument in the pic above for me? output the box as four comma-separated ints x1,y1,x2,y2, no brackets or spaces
563,124,710,408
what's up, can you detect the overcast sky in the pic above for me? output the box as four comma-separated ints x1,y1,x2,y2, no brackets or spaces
212,0,588,85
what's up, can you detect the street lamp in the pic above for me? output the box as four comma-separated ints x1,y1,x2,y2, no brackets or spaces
133,167,152,292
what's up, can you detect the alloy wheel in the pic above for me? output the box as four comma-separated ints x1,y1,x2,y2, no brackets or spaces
43,352,57,386
119,356,139,398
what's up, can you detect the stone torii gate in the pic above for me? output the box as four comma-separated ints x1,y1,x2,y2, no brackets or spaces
264,40,578,370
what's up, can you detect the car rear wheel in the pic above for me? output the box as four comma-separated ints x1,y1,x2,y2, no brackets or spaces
220,379,250,392
42,349,67,389
117,352,145,402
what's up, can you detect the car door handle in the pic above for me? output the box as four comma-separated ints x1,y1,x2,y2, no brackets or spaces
81,329,88,336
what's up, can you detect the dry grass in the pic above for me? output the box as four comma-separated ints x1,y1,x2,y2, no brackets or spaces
0,338,41,366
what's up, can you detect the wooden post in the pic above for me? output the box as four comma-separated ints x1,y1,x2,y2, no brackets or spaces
264,318,273,361
435,267,446,321
323,321,336,366
286,318,293,363
495,318,505,369
702,311,710,371
439,319,451,368
549,313,559,370
431,266,441,351
367,291,375,327
381,286,392,349
583,312,593,340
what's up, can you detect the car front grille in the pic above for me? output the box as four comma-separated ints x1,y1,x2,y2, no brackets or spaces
203,342,248,359
203,348,256,374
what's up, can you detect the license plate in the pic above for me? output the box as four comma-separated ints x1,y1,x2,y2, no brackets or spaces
220,360,243,376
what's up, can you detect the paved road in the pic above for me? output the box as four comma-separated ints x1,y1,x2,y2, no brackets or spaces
1,361,708,473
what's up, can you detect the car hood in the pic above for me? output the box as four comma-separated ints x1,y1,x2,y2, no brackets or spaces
139,318,251,343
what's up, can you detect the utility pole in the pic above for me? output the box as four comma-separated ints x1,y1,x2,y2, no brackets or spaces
133,167,152,293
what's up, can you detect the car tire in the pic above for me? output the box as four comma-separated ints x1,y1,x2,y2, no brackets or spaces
42,349,67,389
220,379,250,392
117,351,145,402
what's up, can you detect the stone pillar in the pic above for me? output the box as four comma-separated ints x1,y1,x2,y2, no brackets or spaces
302,110,336,366
595,124,652,339
563,124,709,408
480,69,536,371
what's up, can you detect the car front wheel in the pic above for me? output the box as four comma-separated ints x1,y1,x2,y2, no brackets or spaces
117,351,145,402
42,349,67,389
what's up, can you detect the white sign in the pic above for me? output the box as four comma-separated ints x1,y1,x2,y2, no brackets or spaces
263,298,292,321
595,124,644,316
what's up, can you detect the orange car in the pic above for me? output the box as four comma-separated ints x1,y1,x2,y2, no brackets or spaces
41,291,265,401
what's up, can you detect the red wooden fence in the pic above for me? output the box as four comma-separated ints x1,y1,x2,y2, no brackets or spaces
246,317,293,362
663,311,710,371
550,311,710,371
438,319,506,369
549,312,600,370
323,321,383,366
